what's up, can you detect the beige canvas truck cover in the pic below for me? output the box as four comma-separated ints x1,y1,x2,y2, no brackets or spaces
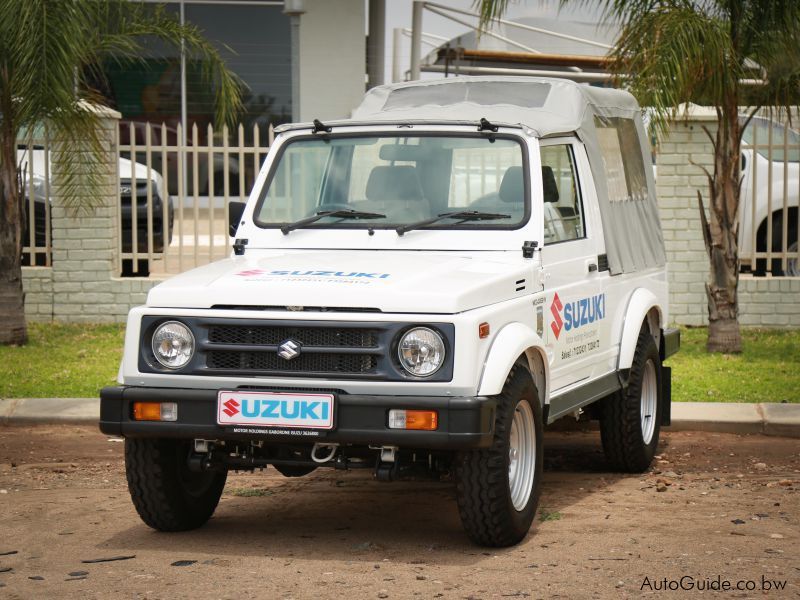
349,76,667,275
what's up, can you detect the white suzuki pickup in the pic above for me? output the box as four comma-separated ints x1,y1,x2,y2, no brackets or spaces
101,77,680,547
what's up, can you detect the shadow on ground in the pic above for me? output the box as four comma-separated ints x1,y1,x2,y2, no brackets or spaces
100,429,652,564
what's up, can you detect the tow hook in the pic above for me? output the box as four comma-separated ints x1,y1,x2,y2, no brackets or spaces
188,439,221,472
311,443,339,464
374,446,399,482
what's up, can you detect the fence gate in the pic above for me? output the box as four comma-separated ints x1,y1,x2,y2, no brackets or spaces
117,121,272,277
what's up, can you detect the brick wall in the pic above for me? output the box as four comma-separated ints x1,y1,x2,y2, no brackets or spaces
656,107,800,327
21,267,53,322
22,106,159,324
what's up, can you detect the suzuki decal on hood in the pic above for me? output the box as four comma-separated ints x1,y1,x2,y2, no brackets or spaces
146,250,528,313
235,269,392,283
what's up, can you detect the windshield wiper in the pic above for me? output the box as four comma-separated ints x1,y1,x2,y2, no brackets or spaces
396,210,511,236
281,209,386,235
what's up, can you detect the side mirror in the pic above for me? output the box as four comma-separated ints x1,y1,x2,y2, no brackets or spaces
228,201,246,237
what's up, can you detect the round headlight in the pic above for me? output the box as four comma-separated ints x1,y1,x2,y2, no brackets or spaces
151,321,195,369
397,327,446,376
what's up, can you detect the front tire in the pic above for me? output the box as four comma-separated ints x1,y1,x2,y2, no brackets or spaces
455,362,543,547
600,327,662,473
125,438,227,531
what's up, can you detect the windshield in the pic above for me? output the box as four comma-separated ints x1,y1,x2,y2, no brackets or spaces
255,134,528,231
741,116,800,163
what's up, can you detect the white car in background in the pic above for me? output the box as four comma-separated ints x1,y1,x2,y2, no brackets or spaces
739,115,799,276
19,138,173,273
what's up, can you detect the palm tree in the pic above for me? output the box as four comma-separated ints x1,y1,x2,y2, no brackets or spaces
477,0,800,352
0,0,242,345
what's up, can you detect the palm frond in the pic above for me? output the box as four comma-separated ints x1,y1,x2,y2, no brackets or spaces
3,1,91,131
609,4,738,134
474,0,513,29
0,0,243,211
96,2,244,128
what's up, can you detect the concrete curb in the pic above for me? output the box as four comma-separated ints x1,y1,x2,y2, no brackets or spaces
1,398,99,425
1,398,799,438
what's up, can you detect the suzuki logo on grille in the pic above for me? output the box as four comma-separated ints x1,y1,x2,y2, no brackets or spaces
222,399,240,417
550,292,564,339
278,339,302,360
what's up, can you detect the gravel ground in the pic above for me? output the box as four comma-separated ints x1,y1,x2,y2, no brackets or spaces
0,424,797,599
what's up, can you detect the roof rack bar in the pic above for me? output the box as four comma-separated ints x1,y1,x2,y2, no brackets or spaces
421,64,613,83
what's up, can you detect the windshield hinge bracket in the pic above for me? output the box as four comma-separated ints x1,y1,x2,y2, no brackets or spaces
522,240,539,259
233,238,249,255
312,119,332,134
478,117,499,132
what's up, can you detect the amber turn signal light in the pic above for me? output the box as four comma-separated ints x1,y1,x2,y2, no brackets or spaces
388,409,438,430
132,402,177,422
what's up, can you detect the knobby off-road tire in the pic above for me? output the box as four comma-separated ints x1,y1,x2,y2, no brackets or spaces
455,362,543,547
600,328,662,473
125,438,227,532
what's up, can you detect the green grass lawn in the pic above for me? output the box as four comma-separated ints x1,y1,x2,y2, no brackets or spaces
670,327,800,403
0,323,125,398
0,323,797,402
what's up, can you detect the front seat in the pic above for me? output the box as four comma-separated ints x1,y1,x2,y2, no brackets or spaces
497,165,525,219
365,165,430,221
540,165,568,242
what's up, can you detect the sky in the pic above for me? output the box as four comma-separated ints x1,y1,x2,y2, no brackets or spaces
382,0,610,84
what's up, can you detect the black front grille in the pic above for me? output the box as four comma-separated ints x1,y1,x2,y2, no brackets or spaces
139,316,455,382
208,350,377,374
208,325,378,348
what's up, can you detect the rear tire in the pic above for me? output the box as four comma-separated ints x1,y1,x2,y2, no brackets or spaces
125,438,227,531
600,327,662,473
454,362,543,547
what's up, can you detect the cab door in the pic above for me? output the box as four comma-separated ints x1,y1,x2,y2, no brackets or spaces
538,139,604,394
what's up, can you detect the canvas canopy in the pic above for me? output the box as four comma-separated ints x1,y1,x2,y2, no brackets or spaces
278,77,666,274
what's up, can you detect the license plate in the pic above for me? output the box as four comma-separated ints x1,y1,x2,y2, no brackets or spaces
217,391,334,430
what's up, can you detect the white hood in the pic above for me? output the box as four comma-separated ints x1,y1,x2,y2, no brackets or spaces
147,250,532,314
118,156,163,187
17,149,162,186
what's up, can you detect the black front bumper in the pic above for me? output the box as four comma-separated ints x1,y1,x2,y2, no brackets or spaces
100,386,496,450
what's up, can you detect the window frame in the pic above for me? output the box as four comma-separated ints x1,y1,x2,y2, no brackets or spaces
251,131,532,233
537,139,587,246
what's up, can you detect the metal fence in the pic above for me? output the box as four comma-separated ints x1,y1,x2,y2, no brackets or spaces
739,115,800,276
19,115,799,278
116,121,273,276
19,127,52,268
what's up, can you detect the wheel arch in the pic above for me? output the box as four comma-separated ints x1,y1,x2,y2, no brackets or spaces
618,288,663,371
757,206,798,250
477,322,548,408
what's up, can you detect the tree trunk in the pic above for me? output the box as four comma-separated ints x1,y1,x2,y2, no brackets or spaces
702,106,742,353
0,112,27,346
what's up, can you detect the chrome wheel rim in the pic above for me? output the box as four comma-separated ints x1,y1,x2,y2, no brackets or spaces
640,360,657,445
787,241,799,277
508,400,536,511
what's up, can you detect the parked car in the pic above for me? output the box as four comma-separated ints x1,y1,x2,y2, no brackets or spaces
119,121,242,197
739,115,799,276
100,77,679,547
19,143,174,272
